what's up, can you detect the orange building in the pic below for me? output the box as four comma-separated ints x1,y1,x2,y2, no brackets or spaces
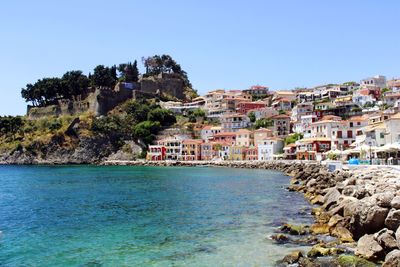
180,139,203,161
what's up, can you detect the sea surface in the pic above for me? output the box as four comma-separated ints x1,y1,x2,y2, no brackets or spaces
0,165,313,267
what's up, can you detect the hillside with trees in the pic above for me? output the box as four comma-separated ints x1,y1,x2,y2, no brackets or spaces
1,55,197,164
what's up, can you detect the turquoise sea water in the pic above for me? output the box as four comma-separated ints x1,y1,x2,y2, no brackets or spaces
0,166,313,266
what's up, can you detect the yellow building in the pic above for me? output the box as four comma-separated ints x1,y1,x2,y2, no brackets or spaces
229,145,245,161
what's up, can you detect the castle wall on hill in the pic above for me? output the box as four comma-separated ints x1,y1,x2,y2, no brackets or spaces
141,74,185,100
26,75,189,119
27,83,138,118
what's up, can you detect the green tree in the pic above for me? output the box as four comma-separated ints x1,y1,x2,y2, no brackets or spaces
147,108,176,126
60,70,90,98
0,116,24,137
284,133,303,145
91,115,122,135
21,78,63,106
254,118,273,129
118,60,139,83
142,54,192,87
132,121,161,145
91,65,117,88
124,100,152,122
248,111,256,123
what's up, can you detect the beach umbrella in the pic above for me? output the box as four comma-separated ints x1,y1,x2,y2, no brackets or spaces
323,149,343,155
389,143,400,151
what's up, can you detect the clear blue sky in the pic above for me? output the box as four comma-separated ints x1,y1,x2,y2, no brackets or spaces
1,0,399,115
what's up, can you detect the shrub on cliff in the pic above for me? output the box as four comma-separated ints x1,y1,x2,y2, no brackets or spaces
147,108,176,126
0,116,23,137
132,121,161,146
123,100,152,122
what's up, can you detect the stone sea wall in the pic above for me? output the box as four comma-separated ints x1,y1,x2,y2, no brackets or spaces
103,160,400,266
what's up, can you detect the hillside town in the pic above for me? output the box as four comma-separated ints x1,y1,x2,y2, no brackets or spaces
147,75,400,165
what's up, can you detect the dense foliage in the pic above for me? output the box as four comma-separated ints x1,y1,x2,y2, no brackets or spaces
186,108,206,123
284,133,303,145
91,99,176,149
254,118,273,129
248,112,256,123
21,70,90,107
0,114,78,153
0,116,23,137
118,61,139,83
91,65,117,88
142,54,192,87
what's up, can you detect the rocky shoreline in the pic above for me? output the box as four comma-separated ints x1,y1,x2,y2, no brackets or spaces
103,160,400,266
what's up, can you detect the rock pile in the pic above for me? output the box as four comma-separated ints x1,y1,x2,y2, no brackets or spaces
104,160,400,265
288,165,400,266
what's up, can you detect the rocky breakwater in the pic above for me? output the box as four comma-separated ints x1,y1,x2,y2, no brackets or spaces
102,160,316,172
103,160,400,265
287,165,400,266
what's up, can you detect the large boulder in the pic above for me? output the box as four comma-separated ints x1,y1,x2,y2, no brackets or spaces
323,188,341,209
374,228,398,251
391,196,400,209
395,227,400,249
383,249,400,267
342,197,360,217
375,192,395,208
385,209,400,230
349,197,389,239
355,234,385,261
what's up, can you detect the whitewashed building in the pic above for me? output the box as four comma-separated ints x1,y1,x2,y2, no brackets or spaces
257,137,284,161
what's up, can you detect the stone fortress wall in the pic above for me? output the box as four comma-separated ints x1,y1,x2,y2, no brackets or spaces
26,74,188,118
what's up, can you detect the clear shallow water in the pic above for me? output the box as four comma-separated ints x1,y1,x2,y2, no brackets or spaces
0,165,313,267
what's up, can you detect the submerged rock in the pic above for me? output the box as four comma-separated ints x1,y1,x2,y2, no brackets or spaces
270,234,290,244
307,244,345,258
307,245,331,258
281,250,303,264
310,223,330,235
337,254,376,267
280,223,309,235
331,226,354,243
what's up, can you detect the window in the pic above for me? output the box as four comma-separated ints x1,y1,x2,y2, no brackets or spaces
347,131,353,138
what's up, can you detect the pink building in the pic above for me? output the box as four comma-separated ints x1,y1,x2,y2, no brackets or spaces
236,101,266,114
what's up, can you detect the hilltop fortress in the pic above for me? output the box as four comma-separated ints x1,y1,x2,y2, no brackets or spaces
27,73,194,119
